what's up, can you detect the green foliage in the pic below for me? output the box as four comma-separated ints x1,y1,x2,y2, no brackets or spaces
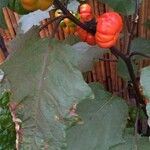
140,66,150,101
0,0,9,28
0,92,16,150
8,0,30,15
63,34,80,45
110,129,150,150
67,83,128,150
0,0,149,148
126,107,138,128
72,42,109,72
0,0,29,28
130,38,150,61
1,27,94,149
117,58,138,81
101,0,136,16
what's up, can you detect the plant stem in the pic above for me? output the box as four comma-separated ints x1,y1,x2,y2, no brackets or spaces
110,47,144,107
53,0,96,34
125,58,143,106
40,16,66,30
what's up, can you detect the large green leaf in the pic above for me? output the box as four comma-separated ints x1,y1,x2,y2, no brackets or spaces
140,66,150,101
67,83,128,150
110,129,150,150
0,27,93,149
101,0,136,16
0,0,9,29
130,38,150,61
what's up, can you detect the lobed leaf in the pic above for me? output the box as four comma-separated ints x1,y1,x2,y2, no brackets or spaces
1,27,93,149
67,82,128,150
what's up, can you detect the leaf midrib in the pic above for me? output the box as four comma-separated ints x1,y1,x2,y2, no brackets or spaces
32,46,51,145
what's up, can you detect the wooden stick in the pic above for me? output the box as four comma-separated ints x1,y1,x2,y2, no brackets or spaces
7,8,18,30
109,54,116,93
87,71,93,82
5,30,11,42
93,0,99,17
14,12,20,23
2,7,16,38
0,48,5,64
49,11,60,39
58,26,65,41
100,61,106,88
39,20,47,38
94,61,99,82
47,18,53,36
41,19,49,37
91,64,97,82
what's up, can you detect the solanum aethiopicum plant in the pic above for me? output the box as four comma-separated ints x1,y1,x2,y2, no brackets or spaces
1,1,150,149
21,0,54,11
96,12,123,48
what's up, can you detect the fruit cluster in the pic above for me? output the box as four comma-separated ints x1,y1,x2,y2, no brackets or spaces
21,0,123,48
76,3,123,48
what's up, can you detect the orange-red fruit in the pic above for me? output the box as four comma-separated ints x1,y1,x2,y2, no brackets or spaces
76,26,96,45
79,4,93,22
96,12,123,48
